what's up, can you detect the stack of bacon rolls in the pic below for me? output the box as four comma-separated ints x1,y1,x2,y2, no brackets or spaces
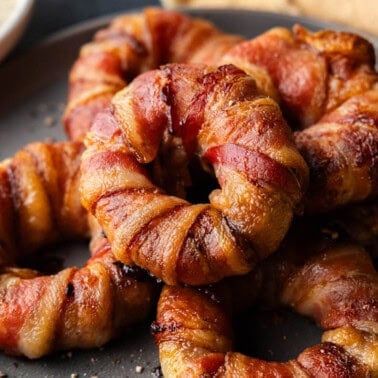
0,7,376,376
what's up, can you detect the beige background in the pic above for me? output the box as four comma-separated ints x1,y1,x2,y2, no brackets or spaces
161,0,378,36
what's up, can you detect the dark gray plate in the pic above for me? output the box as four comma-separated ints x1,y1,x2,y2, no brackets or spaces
0,8,376,377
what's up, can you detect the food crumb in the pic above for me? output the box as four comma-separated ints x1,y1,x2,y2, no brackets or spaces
0,371,8,378
70,374,78,378
135,365,144,374
44,115,56,127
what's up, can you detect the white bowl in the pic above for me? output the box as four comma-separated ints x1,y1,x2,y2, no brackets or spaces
0,0,34,62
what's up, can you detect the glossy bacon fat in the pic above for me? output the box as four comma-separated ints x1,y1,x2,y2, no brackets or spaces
80,63,309,285
0,141,158,358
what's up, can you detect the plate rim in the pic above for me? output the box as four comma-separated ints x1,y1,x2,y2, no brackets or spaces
24,7,378,53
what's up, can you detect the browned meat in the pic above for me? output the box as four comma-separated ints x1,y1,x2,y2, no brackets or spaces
80,63,308,285
0,141,158,358
64,7,243,141
221,25,377,129
153,220,377,377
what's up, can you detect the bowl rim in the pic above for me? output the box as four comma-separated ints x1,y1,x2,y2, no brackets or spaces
0,0,34,60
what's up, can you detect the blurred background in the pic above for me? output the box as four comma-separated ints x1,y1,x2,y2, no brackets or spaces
5,0,377,62
161,0,377,36
17,0,159,54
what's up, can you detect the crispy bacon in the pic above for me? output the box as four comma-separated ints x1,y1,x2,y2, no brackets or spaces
221,25,377,129
0,141,158,358
295,90,378,213
64,7,243,142
67,10,378,214
219,26,378,213
80,63,308,285
153,219,377,376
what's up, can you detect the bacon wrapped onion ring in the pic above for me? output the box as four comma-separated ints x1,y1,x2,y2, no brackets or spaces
0,141,158,358
220,26,378,213
63,8,378,368
64,7,243,142
80,63,309,285
153,220,378,377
